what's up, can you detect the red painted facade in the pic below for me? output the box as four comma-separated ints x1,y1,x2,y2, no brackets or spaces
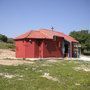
15,29,78,58
15,37,64,58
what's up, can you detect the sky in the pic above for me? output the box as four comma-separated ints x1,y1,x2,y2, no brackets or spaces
0,0,90,38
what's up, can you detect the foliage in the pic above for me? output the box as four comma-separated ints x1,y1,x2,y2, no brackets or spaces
83,50,90,56
69,30,90,53
0,34,14,43
0,60,89,90
0,34,15,49
7,38,14,44
0,34,8,42
0,42,15,49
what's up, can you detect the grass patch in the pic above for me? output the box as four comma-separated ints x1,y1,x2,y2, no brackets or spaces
0,42,15,49
0,60,90,90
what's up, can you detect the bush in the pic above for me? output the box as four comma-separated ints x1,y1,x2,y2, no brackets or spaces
0,42,15,49
0,34,7,42
7,38,14,44
83,50,90,56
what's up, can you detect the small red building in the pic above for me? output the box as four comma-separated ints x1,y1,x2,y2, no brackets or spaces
14,29,79,58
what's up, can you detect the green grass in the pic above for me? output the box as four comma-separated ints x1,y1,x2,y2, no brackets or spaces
0,42,15,49
0,60,90,90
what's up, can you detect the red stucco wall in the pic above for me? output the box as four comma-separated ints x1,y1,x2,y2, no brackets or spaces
24,40,35,58
15,39,35,58
15,37,64,58
34,40,44,58
43,38,63,58
15,40,26,58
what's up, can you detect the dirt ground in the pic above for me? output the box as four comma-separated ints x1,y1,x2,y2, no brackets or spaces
0,49,16,59
0,60,34,66
0,49,34,65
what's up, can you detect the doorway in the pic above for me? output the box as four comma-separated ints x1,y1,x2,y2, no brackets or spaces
64,43,69,57
62,41,69,57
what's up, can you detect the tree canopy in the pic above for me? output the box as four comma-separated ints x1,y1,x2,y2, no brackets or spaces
69,30,90,53
0,34,8,42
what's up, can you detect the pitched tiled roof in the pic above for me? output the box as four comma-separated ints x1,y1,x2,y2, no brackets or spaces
15,30,48,39
38,29,78,42
15,29,78,43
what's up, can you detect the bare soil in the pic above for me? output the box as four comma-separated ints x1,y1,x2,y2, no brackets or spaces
41,73,59,82
0,49,15,59
0,60,34,66
0,49,33,65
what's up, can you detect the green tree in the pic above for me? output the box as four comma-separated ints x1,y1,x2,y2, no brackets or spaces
69,30,90,53
0,34,8,42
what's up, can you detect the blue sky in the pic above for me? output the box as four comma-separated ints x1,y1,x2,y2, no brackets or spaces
0,0,90,38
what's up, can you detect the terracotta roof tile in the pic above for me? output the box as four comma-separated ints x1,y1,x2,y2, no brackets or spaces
15,29,78,42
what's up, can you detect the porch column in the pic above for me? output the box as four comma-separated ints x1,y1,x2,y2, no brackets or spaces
70,42,73,57
77,43,81,58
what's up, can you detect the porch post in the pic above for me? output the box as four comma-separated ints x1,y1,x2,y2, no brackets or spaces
70,42,72,57
77,43,78,58
77,43,81,58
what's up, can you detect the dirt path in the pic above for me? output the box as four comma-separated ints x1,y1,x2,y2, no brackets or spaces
0,49,34,65
79,55,90,61
0,60,34,66
0,49,16,59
